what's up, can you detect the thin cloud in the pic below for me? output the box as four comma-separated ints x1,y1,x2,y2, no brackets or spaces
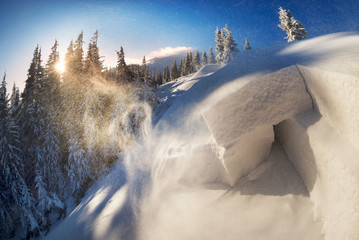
148,46,193,60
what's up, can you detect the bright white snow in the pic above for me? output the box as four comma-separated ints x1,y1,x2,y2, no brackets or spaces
46,32,359,240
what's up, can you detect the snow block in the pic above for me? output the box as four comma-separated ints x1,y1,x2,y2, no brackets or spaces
276,65,359,240
203,65,312,186
276,114,359,240
297,65,359,150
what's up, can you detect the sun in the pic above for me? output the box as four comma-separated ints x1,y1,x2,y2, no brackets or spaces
55,59,65,74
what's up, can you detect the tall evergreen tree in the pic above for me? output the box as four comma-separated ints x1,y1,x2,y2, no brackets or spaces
179,59,184,76
21,46,41,104
278,7,307,42
72,32,84,75
20,46,63,225
116,47,132,83
202,50,208,65
155,70,162,86
244,38,252,50
170,59,179,81
64,40,74,77
44,40,61,104
163,65,170,84
9,83,20,119
183,52,192,76
215,27,224,63
141,56,149,83
192,50,201,71
43,40,66,201
208,47,215,64
84,30,103,76
222,24,238,63
188,52,193,73
0,73,39,237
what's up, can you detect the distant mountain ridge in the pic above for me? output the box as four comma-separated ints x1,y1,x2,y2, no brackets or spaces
147,52,189,74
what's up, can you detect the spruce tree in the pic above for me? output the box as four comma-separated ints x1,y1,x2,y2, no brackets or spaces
215,27,224,63
73,32,84,75
208,47,215,64
141,56,149,83
170,59,179,81
43,40,66,201
163,65,170,84
222,24,238,63
0,72,39,236
188,52,193,73
155,70,162,86
116,47,132,83
244,38,251,50
20,46,63,225
179,59,184,76
84,30,103,76
202,50,208,65
183,52,192,75
278,7,307,42
9,83,20,119
64,40,74,77
192,50,201,71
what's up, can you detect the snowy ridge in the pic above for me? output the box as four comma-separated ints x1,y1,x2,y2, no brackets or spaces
46,33,359,240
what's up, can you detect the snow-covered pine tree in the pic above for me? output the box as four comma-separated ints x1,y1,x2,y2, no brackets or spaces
20,46,63,227
244,38,251,50
192,50,201,71
84,30,103,77
278,7,307,42
208,47,215,64
188,52,193,73
155,70,162,86
64,40,74,77
163,65,170,84
202,50,208,65
73,32,84,75
179,59,184,76
44,40,61,107
43,40,66,202
183,52,192,75
9,83,20,119
20,46,43,186
170,59,179,81
0,72,39,237
116,47,132,83
222,24,238,63
215,27,224,63
141,56,149,83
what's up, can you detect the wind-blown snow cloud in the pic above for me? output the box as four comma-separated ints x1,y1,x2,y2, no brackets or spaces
147,46,193,60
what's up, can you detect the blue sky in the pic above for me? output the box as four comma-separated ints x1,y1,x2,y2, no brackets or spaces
1,0,358,90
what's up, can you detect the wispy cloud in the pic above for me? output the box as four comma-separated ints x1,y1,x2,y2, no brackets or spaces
147,46,193,59
125,57,142,65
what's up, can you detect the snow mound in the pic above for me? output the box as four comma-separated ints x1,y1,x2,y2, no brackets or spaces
46,33,359,240
203,65,312,185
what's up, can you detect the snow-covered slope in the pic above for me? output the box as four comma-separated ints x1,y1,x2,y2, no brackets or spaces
46,32,359,240
147,53,187,74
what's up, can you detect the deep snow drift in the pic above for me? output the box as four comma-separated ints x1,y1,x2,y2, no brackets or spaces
46,32,359,240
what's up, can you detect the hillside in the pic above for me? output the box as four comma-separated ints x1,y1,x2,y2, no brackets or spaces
46,32,359,240
147,52,188,74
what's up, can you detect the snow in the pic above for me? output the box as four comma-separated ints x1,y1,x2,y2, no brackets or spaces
46,32,359,240
139,142,322,240
203,65,312,185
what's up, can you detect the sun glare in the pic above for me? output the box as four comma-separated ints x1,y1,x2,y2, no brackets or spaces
56,60,65,74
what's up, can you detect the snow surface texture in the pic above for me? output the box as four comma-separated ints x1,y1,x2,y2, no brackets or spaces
46,33,359,240
203,65,312,185
276,65,359,240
